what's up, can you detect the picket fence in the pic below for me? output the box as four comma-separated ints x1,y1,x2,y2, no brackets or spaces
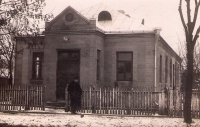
0,85,45,111
65,87,159,115
65,86,200,118
160,88,200,118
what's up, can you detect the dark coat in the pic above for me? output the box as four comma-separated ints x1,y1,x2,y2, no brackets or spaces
67,80,82,107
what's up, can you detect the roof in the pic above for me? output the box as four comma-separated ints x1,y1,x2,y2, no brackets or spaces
79,3,151,32
46,6,90,30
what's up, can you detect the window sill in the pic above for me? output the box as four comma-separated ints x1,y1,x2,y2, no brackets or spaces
30,79,43,84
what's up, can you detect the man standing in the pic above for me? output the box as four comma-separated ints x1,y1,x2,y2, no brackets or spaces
67,76,82,114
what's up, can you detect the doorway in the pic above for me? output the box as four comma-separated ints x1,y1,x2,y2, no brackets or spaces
56,50,80,100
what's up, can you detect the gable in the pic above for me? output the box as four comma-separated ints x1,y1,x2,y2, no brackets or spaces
46,6,91,31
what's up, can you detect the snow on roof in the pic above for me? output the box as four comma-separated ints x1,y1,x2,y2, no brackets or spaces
79,3,152,32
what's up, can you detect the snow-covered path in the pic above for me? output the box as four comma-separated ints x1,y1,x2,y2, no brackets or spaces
0,112,200,127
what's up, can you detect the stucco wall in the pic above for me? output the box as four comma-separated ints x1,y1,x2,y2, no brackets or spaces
14,39,44,86
156,38,181,91
104,33,155,89
43,32,104,101
14,41,23,86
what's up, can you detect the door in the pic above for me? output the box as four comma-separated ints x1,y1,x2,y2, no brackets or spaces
56,51,80,100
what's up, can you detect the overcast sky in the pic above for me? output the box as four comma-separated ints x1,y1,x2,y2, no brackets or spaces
43,0,200,53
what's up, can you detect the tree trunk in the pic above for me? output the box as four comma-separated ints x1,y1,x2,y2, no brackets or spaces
184,43,194,123
8,59,13,86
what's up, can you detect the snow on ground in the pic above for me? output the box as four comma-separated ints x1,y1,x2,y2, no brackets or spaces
0,111,200,127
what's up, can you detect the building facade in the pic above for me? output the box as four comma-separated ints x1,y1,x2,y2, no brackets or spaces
14,5,181,101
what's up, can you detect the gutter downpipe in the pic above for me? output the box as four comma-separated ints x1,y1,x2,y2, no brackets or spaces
154,28,162,92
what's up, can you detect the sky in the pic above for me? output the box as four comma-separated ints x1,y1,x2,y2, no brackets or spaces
42,0,200,53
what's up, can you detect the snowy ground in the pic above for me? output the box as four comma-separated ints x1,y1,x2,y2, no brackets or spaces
0,109,200,127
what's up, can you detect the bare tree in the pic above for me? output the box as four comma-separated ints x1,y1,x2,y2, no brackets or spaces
178,40,200,90
0,0,53,86
178,0,200,123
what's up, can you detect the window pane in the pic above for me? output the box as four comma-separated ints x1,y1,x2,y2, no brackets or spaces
160,55,162,83
118,73,124,81
170,59,172,84
97,63,100,80
125,72,132,81
59,52,69,59
165,57,168,83
36,57,40,61
117,62,125,80
125,62,132,81
118,53,132,61
32,52,43,79
117,52,133,81
125,62,132,72
36,64,39,79
97,50,100,80
117,62,125,73
71,52,79,59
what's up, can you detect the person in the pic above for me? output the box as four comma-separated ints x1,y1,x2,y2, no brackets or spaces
67,76,82,114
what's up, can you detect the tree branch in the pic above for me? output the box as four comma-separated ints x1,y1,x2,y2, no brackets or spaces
179,0,189,40
186,0,191,24
192,1,200,33
193,25,200,44
195,0,197,5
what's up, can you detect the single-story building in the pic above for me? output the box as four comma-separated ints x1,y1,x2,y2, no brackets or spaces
14,4,181,101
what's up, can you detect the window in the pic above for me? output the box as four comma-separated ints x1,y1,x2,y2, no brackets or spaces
97,50,100,80
65,13,74,22
98,11,112,21
165,56,168,83
117,52,133,81
173,64,175,87
58,51,79,60
175,62,179,84
170,59,172,86
160,55,162,83
32,52,43,80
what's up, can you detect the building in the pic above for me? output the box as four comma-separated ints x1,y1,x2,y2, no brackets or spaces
14,5,181,101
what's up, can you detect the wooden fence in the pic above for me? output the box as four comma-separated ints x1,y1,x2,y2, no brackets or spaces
159,88,200,118
65,87,159,115
65,86,200,118
0,85,45,111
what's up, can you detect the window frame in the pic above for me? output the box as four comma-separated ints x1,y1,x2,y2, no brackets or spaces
170,59,172,86
32,52,44,80
116,52,133,81
165,56,168,83
98,11,112,21
97,50,100,80
173,64,175,87
160,55,162,83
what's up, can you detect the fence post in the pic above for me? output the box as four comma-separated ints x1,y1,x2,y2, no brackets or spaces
158,90,165,115
42,86,46,111
175,89,181,116
169,89,174,116
127,90,131,115
25,85,30,110
92,86,96,113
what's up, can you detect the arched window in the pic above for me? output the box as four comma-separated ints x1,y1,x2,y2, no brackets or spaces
98,11,112,21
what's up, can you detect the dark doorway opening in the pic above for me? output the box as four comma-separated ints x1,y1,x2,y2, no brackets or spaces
56,50,80,100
